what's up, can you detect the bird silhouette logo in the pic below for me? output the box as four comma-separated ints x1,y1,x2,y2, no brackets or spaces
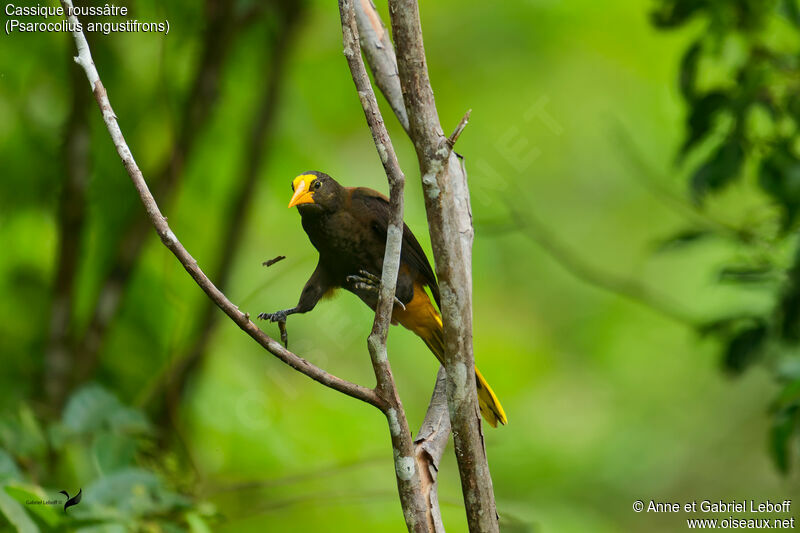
58,489,82,513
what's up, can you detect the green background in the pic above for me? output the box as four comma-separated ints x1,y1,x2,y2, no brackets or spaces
0,0,796,531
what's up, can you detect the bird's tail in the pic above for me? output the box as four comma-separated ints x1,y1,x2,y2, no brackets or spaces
393,283,507,427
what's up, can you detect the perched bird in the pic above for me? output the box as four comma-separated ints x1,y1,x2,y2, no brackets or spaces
259,171,507,427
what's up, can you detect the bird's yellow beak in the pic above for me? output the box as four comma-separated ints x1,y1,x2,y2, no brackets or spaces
288,175,316,208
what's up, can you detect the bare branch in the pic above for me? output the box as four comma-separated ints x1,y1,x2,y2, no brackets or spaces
414,367,450,533
353,7,455,529
503,206,700,326
59,0,383,411
354,2,499,529
612,123,758,244
446,110,471,149
387,1,500,530
143,0,306,427
353,0,410,133
208,455,384,494
70,0,248,388
339,1,433,531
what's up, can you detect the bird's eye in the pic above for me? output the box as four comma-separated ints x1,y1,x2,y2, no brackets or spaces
314,181,322,190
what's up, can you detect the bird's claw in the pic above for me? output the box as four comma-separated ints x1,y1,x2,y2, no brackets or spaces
257,310,290,347
358,269,381,284
346,270,406,311
258,310,288,323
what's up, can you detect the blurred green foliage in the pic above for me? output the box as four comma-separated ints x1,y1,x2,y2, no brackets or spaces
0,385,215,532
1,0,800,531
652,0,800,474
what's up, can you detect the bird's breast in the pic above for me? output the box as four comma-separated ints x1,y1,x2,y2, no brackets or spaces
301,211,382,281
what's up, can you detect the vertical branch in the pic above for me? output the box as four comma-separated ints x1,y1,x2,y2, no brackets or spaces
44,44,91,409
353,0,410,133
414,367,450,533
339,1,432,531
356,0,498,531
353,5,452,528
388,1,500,531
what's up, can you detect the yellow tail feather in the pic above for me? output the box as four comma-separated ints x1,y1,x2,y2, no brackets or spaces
475,366,508,428
392,281,508,427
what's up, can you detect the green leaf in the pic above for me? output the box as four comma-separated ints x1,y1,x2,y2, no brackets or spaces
679,41,703,101
79,468,190,520
16,407,46,460
691,139,744,202
722,320,768,374
62,385,149,436
774,380,800,410
0,407,47,461
185,511,213,533
0,450,21,483
778,282,800,341
655,228,713,252
92,431,137,474
776,359,800,382
651,0,706,28
770,406,798,474
3,484,62,528
75,524,127,533
718,265,777,284
681,92,729,157
698,314,755,336
758,145,800,230
62,385,121,434
0,485,39,533
783,0,800,27
106,407,149,435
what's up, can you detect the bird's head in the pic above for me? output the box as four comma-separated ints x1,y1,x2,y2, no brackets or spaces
288,171,341,212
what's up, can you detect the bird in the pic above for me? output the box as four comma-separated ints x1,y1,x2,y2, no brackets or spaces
258,171,507,427
58,489,81,513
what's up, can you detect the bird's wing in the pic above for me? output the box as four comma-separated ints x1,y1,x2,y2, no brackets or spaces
351,187,441,308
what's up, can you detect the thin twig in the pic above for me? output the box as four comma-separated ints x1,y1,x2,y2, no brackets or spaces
70,0,249,389
208,455,384,494
505,204,700,327
612,123,754,243
446,110,471,148
263,255,287,268
59,0,383,411
144,0,305,426
339,1,432,531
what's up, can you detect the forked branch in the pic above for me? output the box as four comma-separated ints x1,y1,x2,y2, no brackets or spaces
339,0,434,530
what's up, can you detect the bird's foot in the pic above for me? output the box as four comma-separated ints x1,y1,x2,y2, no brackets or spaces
257,309,289,323
346,270,406,311
257,310,290,347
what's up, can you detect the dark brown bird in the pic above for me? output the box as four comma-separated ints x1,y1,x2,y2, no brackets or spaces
259,171,507,427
